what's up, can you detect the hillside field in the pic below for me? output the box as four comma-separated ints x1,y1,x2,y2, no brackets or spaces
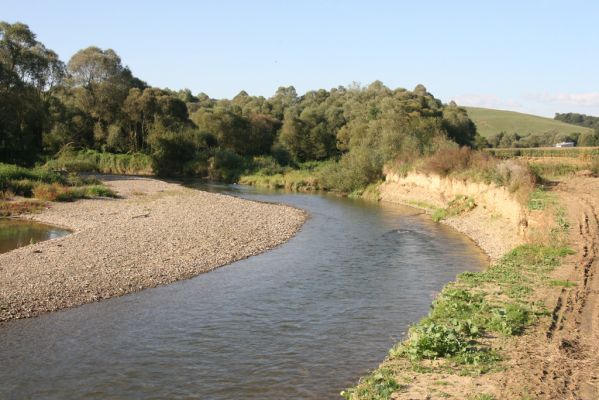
465,106,594,138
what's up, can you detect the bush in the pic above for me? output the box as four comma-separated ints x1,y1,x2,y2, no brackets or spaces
208,148,246,182
150,131,198,176
251,156,287,176
422,146,473,176
7,179,36,197
32,183,69,201
319,148,384,192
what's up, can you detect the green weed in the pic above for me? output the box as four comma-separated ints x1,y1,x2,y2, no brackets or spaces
548,280,577,288
341,368,402,400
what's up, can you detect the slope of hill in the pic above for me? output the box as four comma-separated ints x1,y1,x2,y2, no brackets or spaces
464,106,593,138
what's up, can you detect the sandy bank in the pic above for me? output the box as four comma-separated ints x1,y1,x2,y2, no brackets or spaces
379,171,527,260
0,177,306,322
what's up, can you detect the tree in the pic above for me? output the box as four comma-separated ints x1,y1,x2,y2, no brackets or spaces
0,22,64,163
442,101,478,146
67,46,144,149
123,87,189,151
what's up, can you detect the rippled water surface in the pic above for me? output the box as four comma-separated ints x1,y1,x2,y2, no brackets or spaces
0,184,487,399
0,219,70,254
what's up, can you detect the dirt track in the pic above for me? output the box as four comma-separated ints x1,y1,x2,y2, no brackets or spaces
498,177,599,399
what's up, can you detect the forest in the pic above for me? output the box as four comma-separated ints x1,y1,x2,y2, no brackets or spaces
1,21,481,192
555,112,599,132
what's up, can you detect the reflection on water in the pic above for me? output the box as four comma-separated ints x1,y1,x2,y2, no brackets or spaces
0,185,487,399
0,219,70,253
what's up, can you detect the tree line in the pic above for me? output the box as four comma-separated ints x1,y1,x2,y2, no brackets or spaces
555,112,599,130
1,21,480,186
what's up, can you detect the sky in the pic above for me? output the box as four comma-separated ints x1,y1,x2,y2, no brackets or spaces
3,0,599,117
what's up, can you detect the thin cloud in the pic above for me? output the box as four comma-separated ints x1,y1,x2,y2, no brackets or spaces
451,94,522,110
532,92,599,107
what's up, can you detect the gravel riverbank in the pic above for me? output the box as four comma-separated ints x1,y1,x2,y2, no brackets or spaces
0,176,306,322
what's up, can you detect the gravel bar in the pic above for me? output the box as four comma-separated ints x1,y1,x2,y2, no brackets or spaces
0,177,306,322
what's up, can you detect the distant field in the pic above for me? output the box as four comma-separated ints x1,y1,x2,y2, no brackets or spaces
465,106,593,138
485,147,599,158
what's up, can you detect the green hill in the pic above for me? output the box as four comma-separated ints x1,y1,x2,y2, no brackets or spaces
464,106,593,138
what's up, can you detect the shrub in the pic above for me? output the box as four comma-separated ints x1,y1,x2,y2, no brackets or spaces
32,183,67,201
7,179,36,197
208,148,246,182
319,147,384,192
251,155,287,175
0,189,14,200
83,185,117,198
422,146,473,176
150,131,198,176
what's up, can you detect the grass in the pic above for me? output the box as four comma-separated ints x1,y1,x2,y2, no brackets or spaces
340,368,403,400
239,161,332,191
342,205,573,399
485,147,599,159
405,200,437,210
548,280,577,288
32,183,117,202
0,163,66,191
465,107,593,139
527,187,556,210
239,169,322,191
0,162,117,215
44,149,153,175
0,200,45,217
469,395,496,400
432,195,476,222
528,162,588,178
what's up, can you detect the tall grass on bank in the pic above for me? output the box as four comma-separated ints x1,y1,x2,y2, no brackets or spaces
239,160,331,191
0,163,117,215
44,149,153,175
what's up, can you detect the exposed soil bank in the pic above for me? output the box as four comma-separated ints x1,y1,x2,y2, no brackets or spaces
0,176,306,322
379,171,528,260
357,173,599,400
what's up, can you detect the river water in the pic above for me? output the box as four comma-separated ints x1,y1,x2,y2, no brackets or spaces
0,219,70,254
0,184,487,399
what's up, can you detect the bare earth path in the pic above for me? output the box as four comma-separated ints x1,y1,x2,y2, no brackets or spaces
0,176,306,322
498,177,599,399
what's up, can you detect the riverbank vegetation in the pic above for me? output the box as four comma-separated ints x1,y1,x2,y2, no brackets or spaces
0,163,116,215
7,21,586,200
342,199,573,399
2,21,482,193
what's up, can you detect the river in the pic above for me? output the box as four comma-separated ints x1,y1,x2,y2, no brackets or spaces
0,184,487,399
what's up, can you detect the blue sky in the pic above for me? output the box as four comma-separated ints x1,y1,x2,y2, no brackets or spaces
3,0,599,116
